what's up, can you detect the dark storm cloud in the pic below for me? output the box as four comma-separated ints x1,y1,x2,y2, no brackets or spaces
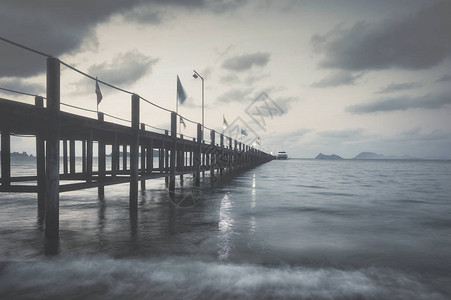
0,0,247,78
0,78,45,95
311,71,363,87
376,82,422,94
222,53,271,72
435,74,451,83
312,0,451,71
346,93,451,114
87,51,158,86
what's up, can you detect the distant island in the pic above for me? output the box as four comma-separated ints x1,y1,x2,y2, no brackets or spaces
314,152,419,160
352,152,415,160
315,153,343,160
0,151,33,157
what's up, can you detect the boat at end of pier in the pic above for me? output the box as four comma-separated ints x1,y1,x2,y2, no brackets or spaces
276,151,288,160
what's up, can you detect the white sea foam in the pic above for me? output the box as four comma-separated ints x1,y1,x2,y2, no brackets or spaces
0,256,446,300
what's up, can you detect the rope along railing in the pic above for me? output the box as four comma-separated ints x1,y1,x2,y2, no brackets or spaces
0,35,249,147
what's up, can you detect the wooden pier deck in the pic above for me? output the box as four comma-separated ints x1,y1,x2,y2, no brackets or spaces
0,57,274,239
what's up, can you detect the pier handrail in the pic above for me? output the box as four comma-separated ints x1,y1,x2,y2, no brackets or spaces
0,35,260,149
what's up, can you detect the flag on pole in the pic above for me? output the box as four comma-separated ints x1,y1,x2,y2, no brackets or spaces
180,116,186,129
241,128,248,136
95,78,103,105
223,115,228,128
177,75,187,105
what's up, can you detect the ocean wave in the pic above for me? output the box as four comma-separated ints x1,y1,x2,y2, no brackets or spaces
0,256,447,300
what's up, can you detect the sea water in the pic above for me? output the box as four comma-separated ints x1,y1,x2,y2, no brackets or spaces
1,158,450,299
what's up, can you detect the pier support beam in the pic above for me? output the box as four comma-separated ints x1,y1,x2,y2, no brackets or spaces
219,134,224,176
194,123,201,187
35,96,45,219
70,140,75,174
140,124,146,191
45,57,60,239
169,112,176,192
98,113,105,198
130,94,140,211
210,130,215,180
1,130,11,187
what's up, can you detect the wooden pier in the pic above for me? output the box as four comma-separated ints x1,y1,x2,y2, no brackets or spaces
0,57,274,239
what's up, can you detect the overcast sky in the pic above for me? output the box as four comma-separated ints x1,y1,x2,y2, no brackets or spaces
1,0,450,158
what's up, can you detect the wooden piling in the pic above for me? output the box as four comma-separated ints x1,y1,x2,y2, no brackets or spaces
194,124,201,187
45,57,60,239
98,112,105,198
1,130,11,187
70,140,75,174
63,140,68,175
35,96,45,219
140,123,146,191
87,130,93,184
112,133,118,178
210,130,215,180
129,94,140,210
169,112,176,192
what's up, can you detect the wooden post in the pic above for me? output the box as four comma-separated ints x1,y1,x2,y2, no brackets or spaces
159,145,164,175
45,57,60,239
210,130,215,180
130,94,140,210
63,140,68,174
82,139,86,174
98,112,105,198
35,96,45,219
146,139,153,176
179,134,183,182
69,140,75,174
140,123,146,191
1,130,11,187
112,133,118,178
169,112,176,192
165,130,169,185
228,137,232,175
219,134,224,176
194,124,201,187
87,130,93,184
122,144,127,171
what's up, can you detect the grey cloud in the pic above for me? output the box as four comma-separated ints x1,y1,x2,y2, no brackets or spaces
270,96,299,115
216,87,254,103
436,74,451,83
87,50,158,86
311,71,363,87
0,0,247,78
0,78,45,96
377,82,422,94
312,0,451,71
317,129,365,140
346,93,451,114
222,53,271,72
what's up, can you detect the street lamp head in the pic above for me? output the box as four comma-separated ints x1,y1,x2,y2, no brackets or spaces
193,73,198,79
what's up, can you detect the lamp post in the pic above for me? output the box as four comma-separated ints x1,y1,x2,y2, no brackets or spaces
193,70,204,139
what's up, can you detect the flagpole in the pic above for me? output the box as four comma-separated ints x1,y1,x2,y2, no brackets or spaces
176,77,179,134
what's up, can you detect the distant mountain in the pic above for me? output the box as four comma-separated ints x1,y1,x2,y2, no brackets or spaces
315,153,344,160
3,151,33,157
352,152,414,160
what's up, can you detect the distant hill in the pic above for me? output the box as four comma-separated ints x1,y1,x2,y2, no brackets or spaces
0,151,33,157
352,152,414,160
315,153,343,160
